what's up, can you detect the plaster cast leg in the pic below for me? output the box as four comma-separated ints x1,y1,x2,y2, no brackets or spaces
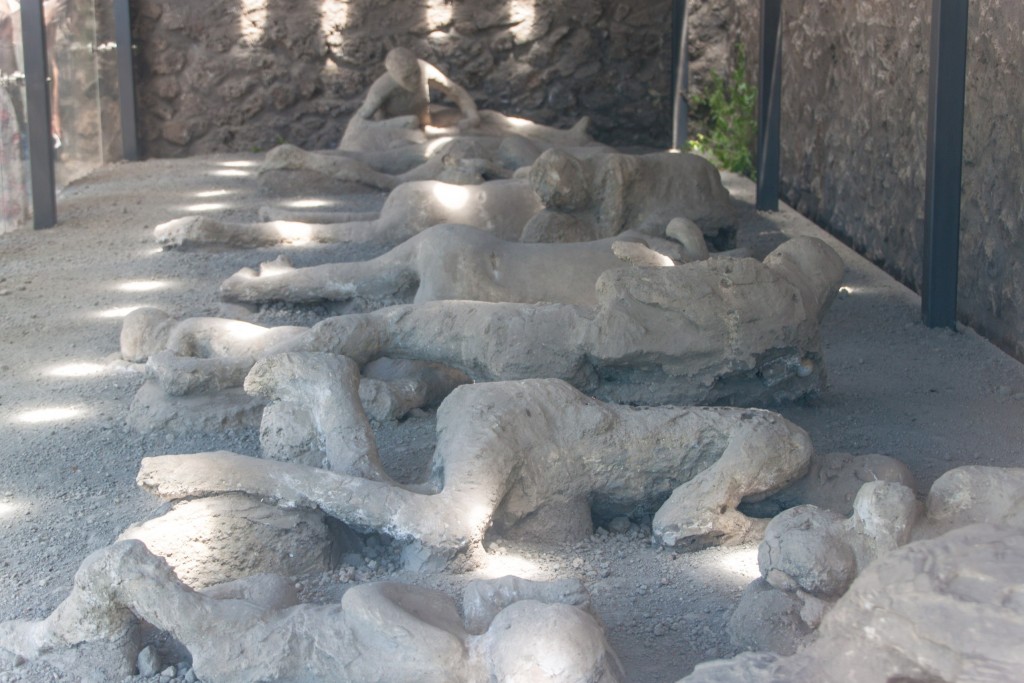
258,143,507,192
220,240,420,305
0,541,197,664
162,174,542,250
259,144,402,191
137,450,513,556
652,412,815,548
244,352,386,480
220,225,690,307
470,110,593,147
121,308,307,365
154,215,392,250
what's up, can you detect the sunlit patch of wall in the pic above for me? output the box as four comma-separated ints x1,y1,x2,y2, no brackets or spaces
239,0,269,45
508,0,537,42
425,0,453,29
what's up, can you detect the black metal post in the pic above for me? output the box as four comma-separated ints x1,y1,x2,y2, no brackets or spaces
671,0,689,150
114,0,139,161
922,0,968,329
756,0,782,211
21,0,56,228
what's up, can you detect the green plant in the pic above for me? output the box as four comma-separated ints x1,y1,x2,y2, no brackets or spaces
690,45,757,178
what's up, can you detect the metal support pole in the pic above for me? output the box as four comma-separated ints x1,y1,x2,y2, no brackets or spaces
922,0,968,329
21,0,56,228
114,0,139,161
670,0,689,150
756,0,782,211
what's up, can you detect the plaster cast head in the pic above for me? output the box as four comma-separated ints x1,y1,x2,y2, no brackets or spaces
529,148,590,211
120,307,176,363
481,601,622,683
385,48,423,92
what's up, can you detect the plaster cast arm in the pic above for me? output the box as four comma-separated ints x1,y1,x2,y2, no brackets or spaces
421,61,480,129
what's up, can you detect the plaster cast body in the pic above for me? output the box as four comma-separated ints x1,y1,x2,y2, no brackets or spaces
0,541,622,683
257,136,612,195
138,365,816,559
126,237,844,408
336,48,593,157
218,222,706,307
154,149,736,250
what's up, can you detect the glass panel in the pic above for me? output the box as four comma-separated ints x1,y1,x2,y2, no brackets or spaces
93,0,121,162
49,0,105,188
0,0,30,232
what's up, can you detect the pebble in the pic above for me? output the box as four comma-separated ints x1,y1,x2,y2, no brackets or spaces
137,645,161,677
608,516,631,534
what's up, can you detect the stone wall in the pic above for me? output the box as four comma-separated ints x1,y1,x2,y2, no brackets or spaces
726,0,1024,361
131,0,713,154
